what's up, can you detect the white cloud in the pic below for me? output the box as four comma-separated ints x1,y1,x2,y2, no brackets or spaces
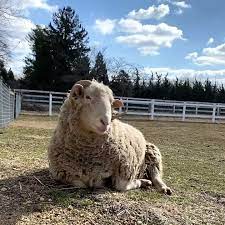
137,46,160,56
94,4,184,56
118,18,143,33
157,0,191,14
143,67,225,83
127,4,170,20
186,43,225,66
5,16,35,75
185,52,198,60
16,0,58,12
5,0,58,76
116,20,184,55
207,37,214,46
175,8,183,15
172,1,191,9
94,19,116,35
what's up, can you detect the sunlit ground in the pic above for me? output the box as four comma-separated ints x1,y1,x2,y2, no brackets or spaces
0,115,225,225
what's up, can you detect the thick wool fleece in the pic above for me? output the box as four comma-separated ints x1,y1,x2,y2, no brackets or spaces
48,98,148,188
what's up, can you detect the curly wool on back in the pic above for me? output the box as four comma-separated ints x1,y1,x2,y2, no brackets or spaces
48,80,172,194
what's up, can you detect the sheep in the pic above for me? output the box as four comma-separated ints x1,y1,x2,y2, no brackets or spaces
48,80,172,194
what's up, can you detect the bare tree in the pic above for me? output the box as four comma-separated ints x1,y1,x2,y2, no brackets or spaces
0,0,19,61
106,56,145,81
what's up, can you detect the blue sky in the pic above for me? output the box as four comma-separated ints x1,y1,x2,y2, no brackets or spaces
7,0,225,82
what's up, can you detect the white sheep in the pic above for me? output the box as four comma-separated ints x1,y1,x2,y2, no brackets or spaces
48,80,171,194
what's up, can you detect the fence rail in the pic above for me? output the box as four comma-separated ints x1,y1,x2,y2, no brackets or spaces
0,78,21,128
14,89,225,123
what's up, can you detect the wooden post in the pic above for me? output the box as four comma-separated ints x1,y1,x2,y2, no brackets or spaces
119,98,122,113
151,99,155,120
195,105,198,115
182,102,186,121
217,106,220,116
0,78,3,127
49,93,52,116
212,104,216,123
126,98,128,112
148,103,151,118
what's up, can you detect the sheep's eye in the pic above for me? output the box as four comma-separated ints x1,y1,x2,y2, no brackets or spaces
86,95,91,100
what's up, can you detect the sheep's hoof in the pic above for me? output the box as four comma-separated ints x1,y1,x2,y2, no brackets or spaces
140,179,152,189
161,186,172,195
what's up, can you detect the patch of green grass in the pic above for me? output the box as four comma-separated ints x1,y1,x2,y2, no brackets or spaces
49,189,94,207
18,114,58,122
1,115,225,224
0,126,53,164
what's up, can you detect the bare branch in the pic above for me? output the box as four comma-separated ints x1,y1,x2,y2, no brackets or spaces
0,0,22,61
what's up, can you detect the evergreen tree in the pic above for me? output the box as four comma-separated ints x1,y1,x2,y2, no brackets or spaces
90,51,109,84
0,59,8,81
170,78,184,100
217,85,225,103
110,70,133,97
145,73,154,98
180,79,192,100
140,78,148,98
23,26,54,90
212,82,218,102
204,79,214,102
161,74,172,99
152,73,162,99
23,6,90,91
192,79,205,101
49,6,90,90
0,60,15,87
133,68,141,97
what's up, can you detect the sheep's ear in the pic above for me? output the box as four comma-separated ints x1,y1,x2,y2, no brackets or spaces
76,80,92,88
112,99,123,108
70,84,84,98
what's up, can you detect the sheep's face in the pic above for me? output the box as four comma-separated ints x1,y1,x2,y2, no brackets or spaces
70,80,123,135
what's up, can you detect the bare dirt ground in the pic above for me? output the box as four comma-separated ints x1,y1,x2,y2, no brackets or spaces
0,115,225,225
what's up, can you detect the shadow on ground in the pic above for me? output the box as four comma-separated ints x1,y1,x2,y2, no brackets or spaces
0,169,109,224
0,169,176,225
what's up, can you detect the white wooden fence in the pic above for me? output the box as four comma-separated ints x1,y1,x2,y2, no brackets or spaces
0,78,21,128
118,97,225,122
14,89,225,123
15,89,68,116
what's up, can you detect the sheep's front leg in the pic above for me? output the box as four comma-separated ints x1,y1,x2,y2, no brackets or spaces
71,179,87,188
115,178,152,191
51,170,87,188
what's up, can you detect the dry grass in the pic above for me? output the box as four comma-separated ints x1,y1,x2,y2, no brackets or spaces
0,115,225,225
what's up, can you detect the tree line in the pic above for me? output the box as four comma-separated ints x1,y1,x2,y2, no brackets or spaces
110,71,225,103
0,6,225,103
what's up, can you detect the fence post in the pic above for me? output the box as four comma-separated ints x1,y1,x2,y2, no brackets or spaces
126,98,129,112
212,104,216,123
217,106,220,116
15,92,21,118
151,99,155,120
0,78,3,128
119,98,123,113
19,94,21,114
195,105,198,115
11,92,15,121
182,102,186,121
49,93,52,116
